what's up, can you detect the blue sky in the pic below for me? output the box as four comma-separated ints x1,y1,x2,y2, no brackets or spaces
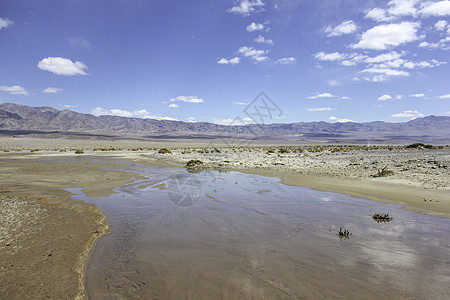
1,0,449,124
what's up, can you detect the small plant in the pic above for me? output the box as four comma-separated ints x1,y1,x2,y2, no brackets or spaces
372,166,394,177
74,149,84,154
186,159,203,168
266,149,275,154
158,148,172,154
338,228,352,239
372,213,393,223
278,148,290,153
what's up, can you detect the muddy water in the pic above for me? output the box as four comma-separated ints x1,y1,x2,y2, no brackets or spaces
69,164,450,299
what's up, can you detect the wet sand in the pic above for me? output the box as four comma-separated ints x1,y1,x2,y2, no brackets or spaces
0,156,139,299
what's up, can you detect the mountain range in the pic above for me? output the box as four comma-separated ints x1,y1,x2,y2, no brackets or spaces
1,102,449,144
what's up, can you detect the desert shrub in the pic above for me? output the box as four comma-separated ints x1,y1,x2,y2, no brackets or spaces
405,143,433,149
266,149,275,154
30,149,41,152
186,159,203,168
372,166,394,177
278,148,290,153
74,149,84,154
158,148,172,154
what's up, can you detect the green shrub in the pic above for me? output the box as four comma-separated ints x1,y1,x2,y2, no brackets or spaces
74,149,84,154
158,148,172,154
186,159,203,168
405,143,433,149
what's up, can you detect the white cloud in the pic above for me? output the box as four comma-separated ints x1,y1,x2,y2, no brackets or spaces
275,57,296,64
391,110,424,118
352,22,420,50
360,68,410,76
43,87,63,94
169,95,205,103
0,85,28,95
365,51,404,63
419,1,450,17
325,20,357,37
313,51,346,61
396,95,404,99
232,101,250,105
91,107,178,121
238,46,268,62
307,107,333,111
218,57,240,65
37,57,88,76
410,93,425,98
434,20,448,31
168,103,179,108
254,35,273,44
364,8,395,22
186,117,196,122
307,92,335,99
328,79,341,86
62,104,77,108
388,0,419,17
0,17,13,30
378,94,393,101
437,93,450,99
246,22,265,32
329,116,354,123
227,0,265,16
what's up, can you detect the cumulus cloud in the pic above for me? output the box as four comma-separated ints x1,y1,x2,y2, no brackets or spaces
378,94,393,101
0,85,28,95
365,7,395,22
227,0,264,16
307,107,333,111
254,35,273,44
0,17,13,30
218,57,240,65
419,1,450,17
168,103,179,108
246,22,265,32
325,20,357,37
360,68,410,76
352,22,420,50
169,95,205,103
307,92,335,99
391,110,424,118
329,116,354,123
91,107,178,121
238,46,268,62
434,20,448,31
365,51,404,63
275,57,296,64
437,93,450,99
313,51,346,61
43,87,63,94
37,57,88,76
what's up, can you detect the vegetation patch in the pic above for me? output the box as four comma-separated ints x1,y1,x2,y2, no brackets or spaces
158,148,172,154
372,213,393,223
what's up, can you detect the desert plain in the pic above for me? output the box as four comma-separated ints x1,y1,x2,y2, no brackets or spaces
0,135,449,299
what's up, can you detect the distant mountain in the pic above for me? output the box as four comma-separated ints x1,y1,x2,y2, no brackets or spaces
1,103,449,144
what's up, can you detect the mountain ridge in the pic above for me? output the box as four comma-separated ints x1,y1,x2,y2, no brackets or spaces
1,102,449,144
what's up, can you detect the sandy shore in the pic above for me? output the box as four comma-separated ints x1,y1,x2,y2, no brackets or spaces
0,139,449,298
0,156,139,299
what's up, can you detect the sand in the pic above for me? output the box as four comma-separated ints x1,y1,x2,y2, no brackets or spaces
0,156,139,299
0,137,449,298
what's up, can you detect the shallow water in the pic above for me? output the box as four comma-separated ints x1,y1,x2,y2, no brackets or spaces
68,162,450,299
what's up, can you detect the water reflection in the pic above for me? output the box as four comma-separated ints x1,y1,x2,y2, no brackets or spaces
67,163,450,299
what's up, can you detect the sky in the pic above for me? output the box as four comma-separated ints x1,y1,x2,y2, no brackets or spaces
1,0,449,124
